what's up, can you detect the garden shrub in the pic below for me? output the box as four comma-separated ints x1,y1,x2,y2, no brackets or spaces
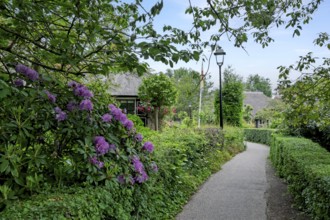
270,135,330,219
244,128,276,145
0,124,244,219
0,65,157,214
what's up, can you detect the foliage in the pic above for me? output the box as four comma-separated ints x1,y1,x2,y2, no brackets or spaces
138,73,176,108
254,99,286,129
245,74,272,97
278,32,330,150
0,126,245,219
244,128,276,146
0,0,324,78
270,135,330,219
243,104,253,123
0,0,200,76
165,68,213,119
138,73,177,130
215,66,244,127
0,65,157,208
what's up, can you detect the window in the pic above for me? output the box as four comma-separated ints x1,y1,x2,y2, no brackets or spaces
118,99,135,114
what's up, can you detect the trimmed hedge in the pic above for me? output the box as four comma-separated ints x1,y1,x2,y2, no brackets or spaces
244,128,276,145
270,135,330,220
0,127,245,219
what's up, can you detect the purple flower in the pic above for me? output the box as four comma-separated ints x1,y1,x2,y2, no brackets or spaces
108,104,116,111
143,141,154,153
132,156,144,174
25,68,39,81
15,64,39,81
67,101,77,111
15,64,28,74
135,171,148,183
14,78,24,87
111,108,123,121
68,81,79,88
117,175,126,184
89,156,104,168
101,113,112,123
135,133,143,142
79,99,93,111
123,119,134,130
93,136,110,155
74,84,93,98
45,90,56,103
151,162,158,172
54,107,67,121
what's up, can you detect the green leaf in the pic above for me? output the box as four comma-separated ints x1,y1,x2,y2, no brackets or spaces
0,159,9,173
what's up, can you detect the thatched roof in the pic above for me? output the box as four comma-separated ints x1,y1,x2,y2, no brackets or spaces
243,91,271,116
108,73,142,97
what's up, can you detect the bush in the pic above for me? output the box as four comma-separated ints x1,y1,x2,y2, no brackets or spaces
0,126,245,219
244,128,276,145
270,135,330,219
0,65,158,215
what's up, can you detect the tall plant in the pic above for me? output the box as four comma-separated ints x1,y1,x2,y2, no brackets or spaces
138,73,177,131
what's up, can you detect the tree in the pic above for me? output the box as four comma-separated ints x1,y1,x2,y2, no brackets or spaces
215,66,244,127
138,73,177,131
278,32,330,150
245,74,272,97
165,68,213,120
0,0,324,79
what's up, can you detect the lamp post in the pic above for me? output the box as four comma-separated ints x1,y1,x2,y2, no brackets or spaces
214,46,226,129
188,103,192,119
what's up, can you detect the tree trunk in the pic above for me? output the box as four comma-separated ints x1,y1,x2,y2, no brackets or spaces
155,107,159,131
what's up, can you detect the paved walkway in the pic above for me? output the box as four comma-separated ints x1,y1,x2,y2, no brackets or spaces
176,142,269,220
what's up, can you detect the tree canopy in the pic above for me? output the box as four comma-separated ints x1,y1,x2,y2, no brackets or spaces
165,68,213,114
245,74,272,97
138,73,176,130
0,0,324,77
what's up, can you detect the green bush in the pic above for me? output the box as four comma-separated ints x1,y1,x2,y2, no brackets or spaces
244,128,276,145
0,126,245,219
270,135,330,219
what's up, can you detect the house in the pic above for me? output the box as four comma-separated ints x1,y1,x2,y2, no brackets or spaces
243,91,271,128
109,73,149,126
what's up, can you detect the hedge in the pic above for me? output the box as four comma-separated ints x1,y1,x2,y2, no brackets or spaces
270,135,330,220
0,127,245,219
244,128,276,145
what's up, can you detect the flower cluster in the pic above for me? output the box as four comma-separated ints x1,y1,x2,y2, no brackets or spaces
45,90,56,103
132,156,148,183
68,81,94,111
93,136,111,155
55,107,67,121
89,156,104,168
108,104,134,130
143,141,154,153
135,133,143,142
15,64,39,81
14,78,25,87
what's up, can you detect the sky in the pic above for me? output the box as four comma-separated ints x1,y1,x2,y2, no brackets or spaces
143,0,330,91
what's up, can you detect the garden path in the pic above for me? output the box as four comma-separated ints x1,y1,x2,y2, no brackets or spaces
176,142,269,220
176,142,311,220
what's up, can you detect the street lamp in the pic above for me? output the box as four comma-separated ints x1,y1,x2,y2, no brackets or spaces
214,46,226,129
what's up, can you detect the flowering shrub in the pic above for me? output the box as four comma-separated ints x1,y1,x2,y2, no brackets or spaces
0,64,157,203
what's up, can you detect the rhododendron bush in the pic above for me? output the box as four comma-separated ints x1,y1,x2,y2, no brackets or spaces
0,65,157,202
